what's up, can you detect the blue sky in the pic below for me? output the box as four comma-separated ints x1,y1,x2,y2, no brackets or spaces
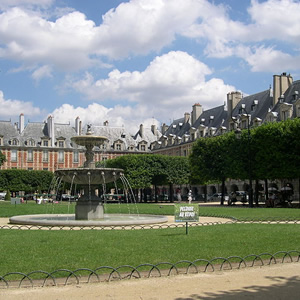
0,0,300,133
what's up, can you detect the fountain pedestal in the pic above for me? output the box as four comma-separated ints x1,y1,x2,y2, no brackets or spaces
75,185,104,220
75,201,104,220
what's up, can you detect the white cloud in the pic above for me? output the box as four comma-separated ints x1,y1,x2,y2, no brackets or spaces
0,90,42,118
69,51,235,123
50,102,158,134
31,64,53,81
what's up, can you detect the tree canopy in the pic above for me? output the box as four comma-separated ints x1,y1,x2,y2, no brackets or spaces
190,118,300,184
0,151,6,167
101,154,190,189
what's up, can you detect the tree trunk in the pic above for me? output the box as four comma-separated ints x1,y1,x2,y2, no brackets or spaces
169,184,174,203
221,178,225,205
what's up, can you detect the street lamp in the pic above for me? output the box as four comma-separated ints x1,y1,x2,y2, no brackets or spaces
232,105,254,208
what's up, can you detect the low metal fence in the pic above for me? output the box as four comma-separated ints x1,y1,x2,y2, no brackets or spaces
0,250,299,289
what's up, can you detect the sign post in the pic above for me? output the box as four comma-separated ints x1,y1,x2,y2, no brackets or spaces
174,204,199,235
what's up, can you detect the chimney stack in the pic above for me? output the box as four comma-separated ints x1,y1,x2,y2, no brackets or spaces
139,124,144,138
47,115,55,147
75,116,80,135
184,112,190,123
273,72,293,106
227,91,242,117
191,103,202,124
19,113,25,133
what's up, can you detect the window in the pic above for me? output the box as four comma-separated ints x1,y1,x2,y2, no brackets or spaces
73,151,79,163
116,144,121,150
27,139,35,146
28,167,33,170
140,144,146,151
43,150,48,162
102,157,108,161
11,139,19,146
43,140,49,147
27,149,33,161
11,150,17,162
0,137,2,146
58,140,64,148
58,150,64,163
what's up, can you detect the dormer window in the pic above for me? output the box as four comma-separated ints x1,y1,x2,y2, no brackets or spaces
280,103,293,121
116,144,121,150
58,140,65,148
293,91,299,101
10,138,19,146
251,100,258,111
42,140,49,147
0,136,3,146
26,139,35,146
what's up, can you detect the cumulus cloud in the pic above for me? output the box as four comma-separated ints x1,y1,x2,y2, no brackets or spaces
50,102,159,134
69,51,235,123
31,65,53,81
0,0,300,76
0,90,42,118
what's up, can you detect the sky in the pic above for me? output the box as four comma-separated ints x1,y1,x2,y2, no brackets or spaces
0,0,300,134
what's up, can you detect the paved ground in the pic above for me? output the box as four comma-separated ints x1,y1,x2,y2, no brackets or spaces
1,263,299,300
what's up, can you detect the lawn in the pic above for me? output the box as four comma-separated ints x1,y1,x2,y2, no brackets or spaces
0,201,299,278
0,223,299,276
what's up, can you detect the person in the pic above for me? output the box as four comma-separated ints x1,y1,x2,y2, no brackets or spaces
267,193,276,207
176,189,182,202
188,190,192,204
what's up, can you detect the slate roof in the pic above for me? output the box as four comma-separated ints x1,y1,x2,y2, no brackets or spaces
231,89,273,125
193,105,227,130
163,117,191,138
89,125,136,150
0,121,20,145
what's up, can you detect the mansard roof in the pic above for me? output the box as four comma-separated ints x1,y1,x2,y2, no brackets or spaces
163,117,191,138
193,105,227,129
0,121,19,145
134,126,161,145
89,125,136,150
231,89,272,125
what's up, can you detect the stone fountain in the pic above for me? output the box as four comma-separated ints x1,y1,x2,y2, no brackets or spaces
9,125,168,226
55,124,123,220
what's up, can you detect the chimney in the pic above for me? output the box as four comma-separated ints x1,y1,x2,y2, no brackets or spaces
47,115,55,147
227,91,242,117
139,124,144,138
191,103,202,124
273,72,293,106
184,112,190,123
19,113,25,133
75,116,80,135
151,124,157,135
161,123,169,134
103,120,109,126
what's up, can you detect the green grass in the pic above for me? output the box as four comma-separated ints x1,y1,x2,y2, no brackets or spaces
0,201,299,278
0,223,299,276
1,201,300,221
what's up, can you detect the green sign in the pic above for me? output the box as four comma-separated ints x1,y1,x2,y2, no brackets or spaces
174,204,199,222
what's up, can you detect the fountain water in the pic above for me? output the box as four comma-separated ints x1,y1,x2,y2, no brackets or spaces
9,125,168,226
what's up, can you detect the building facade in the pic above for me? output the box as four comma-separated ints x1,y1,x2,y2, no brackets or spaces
1,72,299,199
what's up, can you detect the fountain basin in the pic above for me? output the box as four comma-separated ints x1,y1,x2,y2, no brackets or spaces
9,214,169,227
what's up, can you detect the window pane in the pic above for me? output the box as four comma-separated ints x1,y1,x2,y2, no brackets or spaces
43,150,48,162
58,150,64,163
27,149,33,161
11,150,17,162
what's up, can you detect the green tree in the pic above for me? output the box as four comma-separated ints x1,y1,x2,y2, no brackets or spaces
0,151,6,167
